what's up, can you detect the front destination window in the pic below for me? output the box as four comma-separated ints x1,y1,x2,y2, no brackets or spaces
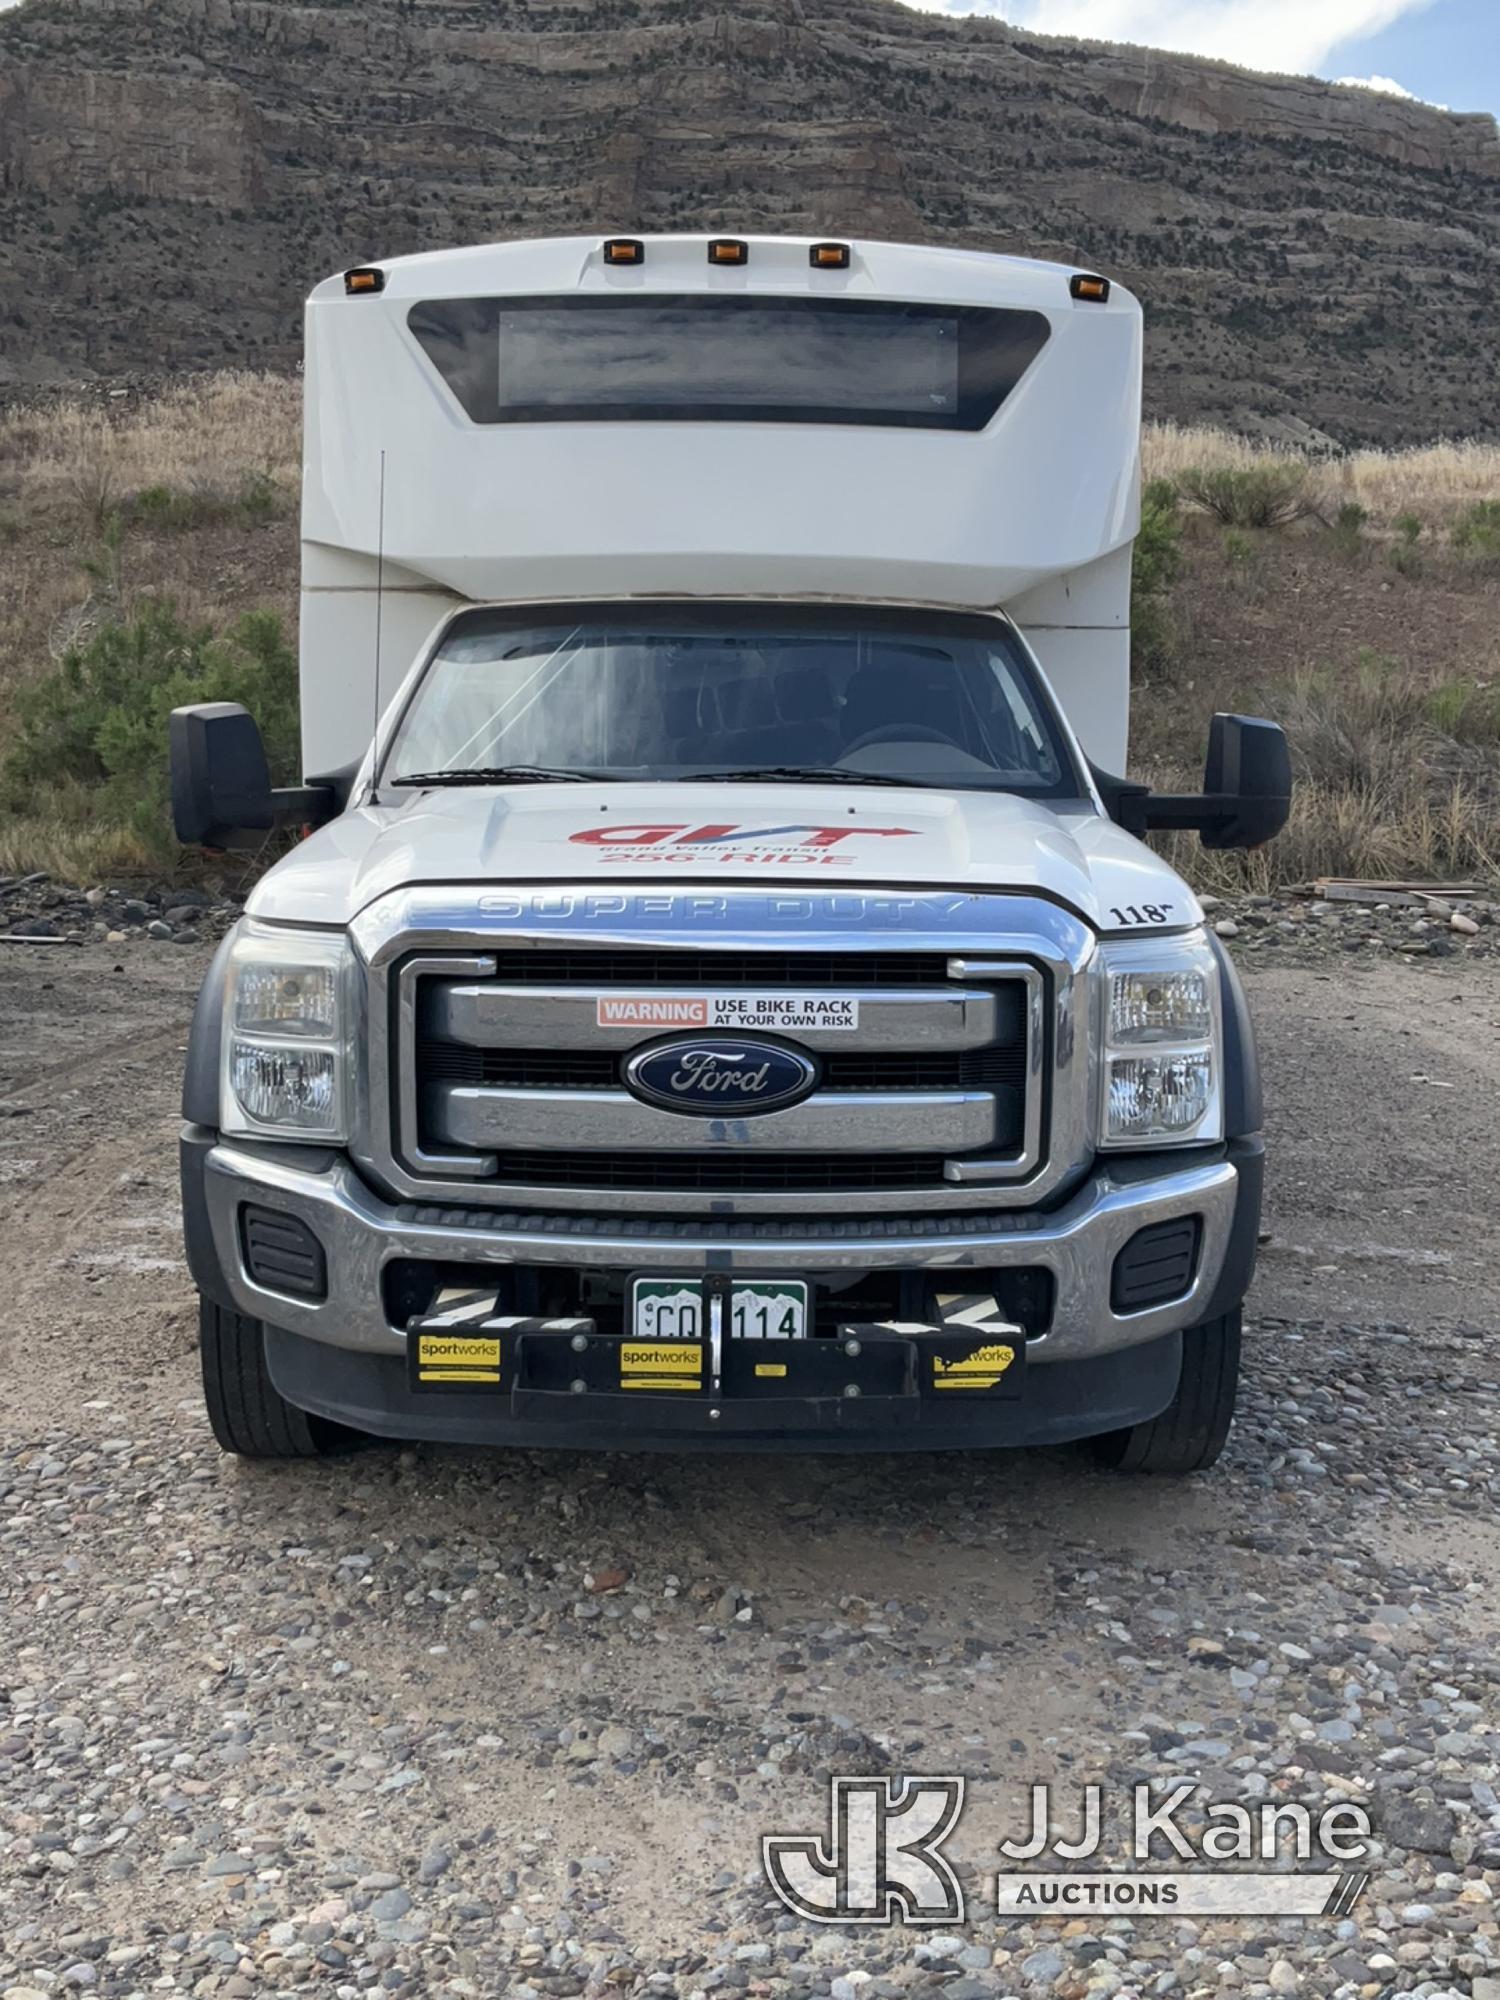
408,293,1050,430
381,606,1080,797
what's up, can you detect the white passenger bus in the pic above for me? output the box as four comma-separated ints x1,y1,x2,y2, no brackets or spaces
171,233,1289,1473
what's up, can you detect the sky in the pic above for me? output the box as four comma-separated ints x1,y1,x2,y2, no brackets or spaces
898,0,1500,115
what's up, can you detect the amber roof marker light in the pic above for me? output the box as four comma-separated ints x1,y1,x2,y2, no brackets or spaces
343,267,386,296
603,238,646,266
810,242,851,270
1070,273,1111,303
708,239,749,266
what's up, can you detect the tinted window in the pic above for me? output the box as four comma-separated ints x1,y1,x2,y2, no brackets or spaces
408,295,1050,431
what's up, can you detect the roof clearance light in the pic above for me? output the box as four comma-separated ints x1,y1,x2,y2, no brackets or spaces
810,242,851,269
708,239,749,266
1070,273,1111,303
343,267,386,296
603,238,645,266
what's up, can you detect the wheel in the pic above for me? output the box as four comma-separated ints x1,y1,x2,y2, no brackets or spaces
198,1295,343,1459
1089,1310,1241,1474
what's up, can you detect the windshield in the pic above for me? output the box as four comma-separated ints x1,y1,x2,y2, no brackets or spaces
382,606,1079,796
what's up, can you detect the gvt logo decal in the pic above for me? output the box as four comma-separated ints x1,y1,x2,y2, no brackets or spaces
624,1036,819,1116
763,1775,967,1926
569,822,919,867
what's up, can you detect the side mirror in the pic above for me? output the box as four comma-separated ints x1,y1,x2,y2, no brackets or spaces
1198,713,1292,851
169,702,335,849
1092,714,1291,852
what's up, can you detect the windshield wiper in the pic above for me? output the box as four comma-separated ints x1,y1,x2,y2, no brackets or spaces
682,765,934,789
391,765,610,788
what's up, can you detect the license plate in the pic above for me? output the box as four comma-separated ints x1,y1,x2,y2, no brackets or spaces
630,1277,809,1342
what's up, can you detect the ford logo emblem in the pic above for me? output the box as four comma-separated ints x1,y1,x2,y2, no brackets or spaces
623,1036,820,1117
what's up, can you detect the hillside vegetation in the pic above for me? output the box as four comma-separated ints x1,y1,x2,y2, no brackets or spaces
3,0,1499,445
0,376,1497,888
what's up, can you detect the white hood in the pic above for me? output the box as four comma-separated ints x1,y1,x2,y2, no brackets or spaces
246,782,1200,935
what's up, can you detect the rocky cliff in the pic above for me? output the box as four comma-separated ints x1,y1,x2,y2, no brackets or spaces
2,0,1497,443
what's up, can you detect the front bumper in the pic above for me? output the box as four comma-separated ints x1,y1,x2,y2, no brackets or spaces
185,1131,1259,1451
261,1316,1187,1453
189,1129,1255,1356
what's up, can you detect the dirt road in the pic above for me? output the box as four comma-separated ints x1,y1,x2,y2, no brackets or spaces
1,939,1497,1996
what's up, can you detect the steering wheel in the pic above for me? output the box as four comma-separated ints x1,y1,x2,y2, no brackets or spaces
842,722,965,755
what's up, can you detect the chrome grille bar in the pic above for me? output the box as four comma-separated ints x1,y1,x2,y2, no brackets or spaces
424,1083,1001,1154
427,983,1007,1051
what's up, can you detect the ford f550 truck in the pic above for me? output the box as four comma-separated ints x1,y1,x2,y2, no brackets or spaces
171,234,1289,1473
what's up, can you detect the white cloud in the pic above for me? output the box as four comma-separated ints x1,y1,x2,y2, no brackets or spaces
1334,72,1446,106
896,0,1439,78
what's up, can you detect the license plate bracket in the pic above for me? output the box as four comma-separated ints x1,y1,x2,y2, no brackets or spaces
629,1275,810,1344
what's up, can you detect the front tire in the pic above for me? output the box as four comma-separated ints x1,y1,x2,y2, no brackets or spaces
1089,1310,1241,1474
199,1295,341,1459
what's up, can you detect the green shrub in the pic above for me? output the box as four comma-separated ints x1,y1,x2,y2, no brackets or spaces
78,512,125,599
1135,477,1183,595
1452,500,1500,562
124,473,291,532
1222,527,1257,571
130,484,200,530
1395,511,1424,546
1176,463,1313,530
238,471,283,524
1330,501,1368,557
3,600,299,853
1426,677,1500,742
1131,477,1182,674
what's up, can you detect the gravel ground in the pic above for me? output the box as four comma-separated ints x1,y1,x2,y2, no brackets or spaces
1,921,1498,1998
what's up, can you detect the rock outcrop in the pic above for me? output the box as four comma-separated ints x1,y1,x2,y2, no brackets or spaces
1,0,1496,442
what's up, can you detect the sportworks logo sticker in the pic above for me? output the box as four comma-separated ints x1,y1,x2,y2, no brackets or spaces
569,823,918,867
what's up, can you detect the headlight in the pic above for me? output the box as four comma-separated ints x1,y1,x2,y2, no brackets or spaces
1099,931,1221,1148
220,922,352,1141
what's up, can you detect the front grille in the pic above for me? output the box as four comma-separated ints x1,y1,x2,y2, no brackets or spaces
391,939,1044,1210
478,1149,952,1193
477,949,956,986
418,1041,1028,1095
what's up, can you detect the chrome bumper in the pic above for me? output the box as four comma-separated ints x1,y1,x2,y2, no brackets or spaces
200,1138,1241,1366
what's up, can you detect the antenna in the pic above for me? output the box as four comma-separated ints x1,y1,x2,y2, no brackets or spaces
370,447,387,776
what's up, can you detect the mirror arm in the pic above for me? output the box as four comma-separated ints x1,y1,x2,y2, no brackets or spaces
189,787,337,854
1089,765,1152,836
271,784,337,830
1140,792,1240,833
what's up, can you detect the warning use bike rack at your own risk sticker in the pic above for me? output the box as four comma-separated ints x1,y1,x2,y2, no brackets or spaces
595,994,859,1031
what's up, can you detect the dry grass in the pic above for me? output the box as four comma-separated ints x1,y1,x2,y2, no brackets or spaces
3,379,1491,536
1156,777,1500,896
4,382,1491,533
0,373,300,523
1144,652,1500,892
1144,422,1500,529
0,814,162,883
